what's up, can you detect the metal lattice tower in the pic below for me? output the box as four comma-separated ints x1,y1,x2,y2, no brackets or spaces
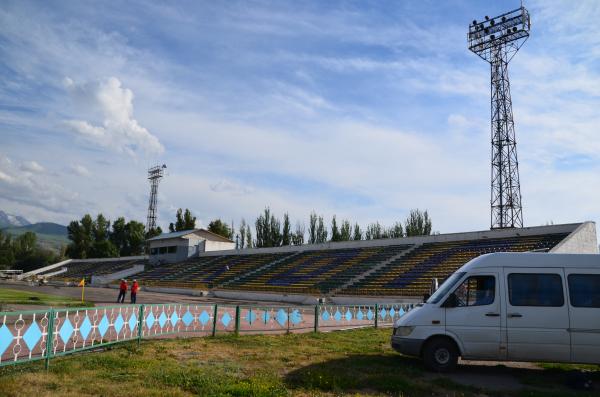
468,7,530,229
146,164,167,233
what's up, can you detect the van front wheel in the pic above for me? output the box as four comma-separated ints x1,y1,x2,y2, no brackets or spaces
423,338,458,372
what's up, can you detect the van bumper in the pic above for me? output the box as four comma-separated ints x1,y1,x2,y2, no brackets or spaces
391,336,424,357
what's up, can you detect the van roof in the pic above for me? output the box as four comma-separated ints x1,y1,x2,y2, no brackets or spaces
460,252,600,272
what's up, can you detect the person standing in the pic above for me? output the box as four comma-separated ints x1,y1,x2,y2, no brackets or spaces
117,279,127,303
130,279,139,304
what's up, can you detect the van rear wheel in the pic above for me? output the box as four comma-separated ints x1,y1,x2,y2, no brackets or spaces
423,338,458,372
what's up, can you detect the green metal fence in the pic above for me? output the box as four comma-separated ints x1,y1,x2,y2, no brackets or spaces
0,302,413,368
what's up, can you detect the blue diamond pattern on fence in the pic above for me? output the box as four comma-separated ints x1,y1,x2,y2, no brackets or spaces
221,312,232,327
98,315,109,337
389,307,396,318
367,309,374,321
198,311,208,326
183,311,195,326
399,307,405,317
80,317,92,340
276,309,288,327
158,312,167,329
59,318,74,344
114,314,124,334
334,309,342,322
145,312,155,329
345,310,352,322
290,309,301,325
379,308,387,320
170,312,179,327
322,310,330,321
0,324,12,356
23,322,42,351
357,310,364,321
128,313,137,332
262,310,270,324
246,310,256,325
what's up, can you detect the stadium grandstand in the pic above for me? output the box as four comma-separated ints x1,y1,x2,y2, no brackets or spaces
19,222,597,302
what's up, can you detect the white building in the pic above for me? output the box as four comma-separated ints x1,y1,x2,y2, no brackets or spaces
147,229,235,264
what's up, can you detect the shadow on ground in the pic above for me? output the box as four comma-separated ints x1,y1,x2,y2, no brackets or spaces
285,354,600,396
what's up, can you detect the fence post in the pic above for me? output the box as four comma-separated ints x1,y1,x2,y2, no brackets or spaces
212,304,218,337
45,309,54,370
234,306,240,336
287,307,290,334
137,304,144,346
314,305,319,333
374,303,379,329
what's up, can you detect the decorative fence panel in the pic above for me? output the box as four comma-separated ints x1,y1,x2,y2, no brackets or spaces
0,302,414,369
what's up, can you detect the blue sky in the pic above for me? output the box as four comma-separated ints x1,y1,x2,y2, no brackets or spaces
1,0,599,234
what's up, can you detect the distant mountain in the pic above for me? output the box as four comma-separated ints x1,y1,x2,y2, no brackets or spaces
2,222,69,252
0,210,30,228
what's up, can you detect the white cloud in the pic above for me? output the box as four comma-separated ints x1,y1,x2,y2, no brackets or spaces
19,160,45,173
64,77,164,156
69,164,91,177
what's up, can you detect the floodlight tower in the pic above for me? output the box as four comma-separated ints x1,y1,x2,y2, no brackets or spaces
146,164,167,233
468,6,530,229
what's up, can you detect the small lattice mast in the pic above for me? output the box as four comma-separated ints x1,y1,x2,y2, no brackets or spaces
146,164,166,233
468,7,530,229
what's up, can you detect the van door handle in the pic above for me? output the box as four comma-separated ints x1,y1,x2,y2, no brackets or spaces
485,313,500,317
508,313,522,318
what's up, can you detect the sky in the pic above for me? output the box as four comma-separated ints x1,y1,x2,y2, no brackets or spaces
1,0,599,235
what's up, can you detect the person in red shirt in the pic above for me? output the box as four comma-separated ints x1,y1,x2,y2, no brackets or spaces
130,279,139,304
117,279,127,303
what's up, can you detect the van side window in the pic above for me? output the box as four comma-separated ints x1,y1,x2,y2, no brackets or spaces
568,274,600,308
454,276,495,307
508,273,564,307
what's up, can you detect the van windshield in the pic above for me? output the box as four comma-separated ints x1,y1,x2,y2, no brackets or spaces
426,272,466,304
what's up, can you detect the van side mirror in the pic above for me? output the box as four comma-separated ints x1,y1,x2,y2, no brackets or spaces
443,293,458,308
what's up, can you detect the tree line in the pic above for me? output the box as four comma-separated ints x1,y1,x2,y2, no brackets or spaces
0,230,62,271
62,207,432,259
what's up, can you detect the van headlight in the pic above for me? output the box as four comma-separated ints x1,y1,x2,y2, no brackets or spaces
394,326,415,337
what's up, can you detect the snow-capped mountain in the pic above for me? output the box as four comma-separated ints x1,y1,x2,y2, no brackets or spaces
0,210,31,228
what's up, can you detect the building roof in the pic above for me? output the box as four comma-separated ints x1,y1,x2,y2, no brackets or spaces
146,228,234,243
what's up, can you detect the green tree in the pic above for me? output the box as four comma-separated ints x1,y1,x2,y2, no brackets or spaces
239,219,247,249
308,212,317,244
282,213,292,246
245,224,252,248
90,214,117,258
316,216,328,243
169,208,196,232
0,231,15,270
110,217,128,253
125,220,146,255
365,222,383,240
388,222,404,238
145,226,162,240
208,219,233,239
330,215,341,242
352,223,362,241
66,214,94,259
340,220,351,241
292,222,305,245
404,209,432,237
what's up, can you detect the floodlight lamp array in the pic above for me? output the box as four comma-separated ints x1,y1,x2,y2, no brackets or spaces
468,7,530,59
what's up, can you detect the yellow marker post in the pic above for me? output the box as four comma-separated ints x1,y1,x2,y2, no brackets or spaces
78,278,85,302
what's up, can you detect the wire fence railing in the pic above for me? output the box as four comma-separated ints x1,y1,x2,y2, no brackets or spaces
0,302,414,368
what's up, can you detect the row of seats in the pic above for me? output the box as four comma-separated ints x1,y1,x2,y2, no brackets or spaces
50,259,147,282
341,233,569,296
133,253,290,289
225,245,413,294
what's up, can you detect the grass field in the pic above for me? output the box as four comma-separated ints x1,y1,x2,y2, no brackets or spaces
0,287,93,308
1,328,599,396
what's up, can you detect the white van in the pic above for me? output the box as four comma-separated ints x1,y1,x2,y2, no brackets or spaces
391,253,600,371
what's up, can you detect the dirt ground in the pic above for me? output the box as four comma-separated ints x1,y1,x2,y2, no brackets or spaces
0,282,288,311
